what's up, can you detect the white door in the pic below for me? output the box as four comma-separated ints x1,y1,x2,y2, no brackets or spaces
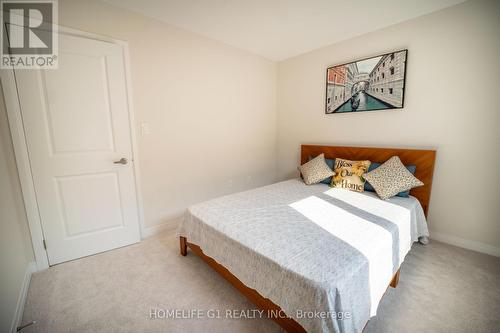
12,32,141,265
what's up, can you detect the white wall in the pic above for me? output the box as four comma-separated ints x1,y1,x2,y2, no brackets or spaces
277,0,500,250
0,85,35,332
59,0,277,230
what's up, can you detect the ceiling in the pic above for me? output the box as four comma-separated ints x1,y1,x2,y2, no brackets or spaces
103,0,466,61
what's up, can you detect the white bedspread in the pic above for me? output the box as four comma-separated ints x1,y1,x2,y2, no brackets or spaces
178,179,429,332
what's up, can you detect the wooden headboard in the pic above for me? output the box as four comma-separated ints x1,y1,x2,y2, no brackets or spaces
301,145,436,217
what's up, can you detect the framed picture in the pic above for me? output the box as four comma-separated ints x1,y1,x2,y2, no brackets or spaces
325,49,407,114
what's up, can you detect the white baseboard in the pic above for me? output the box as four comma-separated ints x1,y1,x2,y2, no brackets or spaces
141,218,180,239
11,261,36,333
431,231,500,257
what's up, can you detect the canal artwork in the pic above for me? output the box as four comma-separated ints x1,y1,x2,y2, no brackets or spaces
325,50,407,114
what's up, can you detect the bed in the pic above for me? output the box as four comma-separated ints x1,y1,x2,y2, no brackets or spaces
178,145,436,332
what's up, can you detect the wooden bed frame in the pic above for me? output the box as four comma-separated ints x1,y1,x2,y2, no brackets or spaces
180,145,436,332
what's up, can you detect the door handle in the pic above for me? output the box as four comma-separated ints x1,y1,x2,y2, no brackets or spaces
113,157,128,165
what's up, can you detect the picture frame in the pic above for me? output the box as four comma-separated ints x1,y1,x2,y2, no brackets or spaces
325,49,407,114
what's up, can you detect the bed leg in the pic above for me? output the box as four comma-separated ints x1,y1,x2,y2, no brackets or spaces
390,269,400,288
180,236,187,256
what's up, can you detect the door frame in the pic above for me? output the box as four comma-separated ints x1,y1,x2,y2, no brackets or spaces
1,25,146,271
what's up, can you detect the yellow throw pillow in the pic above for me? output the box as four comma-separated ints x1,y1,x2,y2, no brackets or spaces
331,158,371,192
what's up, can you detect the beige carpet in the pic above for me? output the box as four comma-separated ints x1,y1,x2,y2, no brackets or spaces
21,229,500,332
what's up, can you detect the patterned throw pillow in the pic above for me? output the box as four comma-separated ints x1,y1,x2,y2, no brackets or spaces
308,156,335,184
364,156,424,200
298,154,335,185
365,162,417,197
331,158,371,192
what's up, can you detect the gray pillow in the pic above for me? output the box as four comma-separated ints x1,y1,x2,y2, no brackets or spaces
364,156,423,200
307,156,335,184
365,162,416,197
298,153,334,185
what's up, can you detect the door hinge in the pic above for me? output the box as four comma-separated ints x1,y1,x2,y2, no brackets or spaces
43,239,47,250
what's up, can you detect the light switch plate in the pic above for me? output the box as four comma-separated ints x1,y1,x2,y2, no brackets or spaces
141,122,151,136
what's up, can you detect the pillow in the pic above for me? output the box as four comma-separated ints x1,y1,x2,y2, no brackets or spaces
331,158,371,192
307,156,335,184
364,156,424,200
298,154,334,185
365,162,416,197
